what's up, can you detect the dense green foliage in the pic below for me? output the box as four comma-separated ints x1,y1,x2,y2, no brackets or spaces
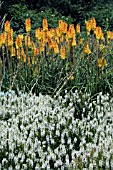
1,0,113,29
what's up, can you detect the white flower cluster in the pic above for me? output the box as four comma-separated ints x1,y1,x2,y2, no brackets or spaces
0,90,113,170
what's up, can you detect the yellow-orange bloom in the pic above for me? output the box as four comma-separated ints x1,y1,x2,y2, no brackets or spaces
107,31,113,40
84,43,91,55
91,18,96,30
7,30,13,47
40,39,45,53
94,26,104,40
42,18,48,32
25,35,31,47
33,47,39,56
68,24,75,38
59,20,67,34
25,18,31,32
79,37,83,45
60,46,66,59
70,75,74,80
48,28,55,38
99,44,106,51
35,28,42,40
98,57,107,67
16,36,22,49
72,36,76,46
86,20,92,35
10,46,16,57
4,21,10,33
0,32,6,47
86,18,96,35
53,42,59,54
48,36,53,50
76,24,80,34
17,49,21,58
55,27,62,38
22,54,27,62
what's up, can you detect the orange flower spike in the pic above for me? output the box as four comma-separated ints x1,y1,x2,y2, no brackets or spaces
55,27,62,38
76,24,80,34
69,24,75,35
25,35,31,47
16,36,22,49
9,29,14,39
18,34,23,40
40,39,45,53
42,18,48,32
72,36,76,46
98,58,102,67
58,20,63,30
0,34,2,47
4,21,10,33
111,32,113,39
42,31,48,43
60,46,66,59
33,47,39,56
31,41,35,49
62,21,68,34
107,31,112,39
47,36,54,49
7,29,14,46
35,28,42,40
86,20,92,35
84,43,91,55
79,37,83,45
102,57,107,67
91,18,96,30
101,32,104,40
21,47,25,56
68,24,75,39
49,28,55,38
7,33,13,46
22,54,27,63
16,49,21,59
0,32,6,46
98,57,107,68
25,18,31,32
10,46,16,57
94,26,103,40
53,42,59,54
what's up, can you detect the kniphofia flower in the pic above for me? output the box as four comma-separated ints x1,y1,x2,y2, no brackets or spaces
72,36,76,46
76,24,80,34
53,42,59,54
59,20,67,34
25,18,31,32
67,24,75,39
84,43,91,54
16,35,22,49
86,20,92,35
35,28,42,40
42,18,48,32
7,29,13,46
10,46,16,57
4,21,10,33
60,46,66,59
79,37,83,45
25,35,31,47
98,57,107,67
0,32,6,47
33,47,39,57
94,26,104,40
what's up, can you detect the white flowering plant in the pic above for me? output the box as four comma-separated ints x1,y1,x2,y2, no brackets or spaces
0,90,113,170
